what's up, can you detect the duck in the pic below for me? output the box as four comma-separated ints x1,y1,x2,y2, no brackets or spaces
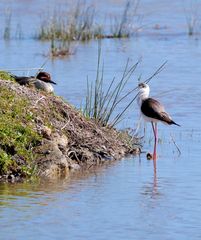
11,72,56,93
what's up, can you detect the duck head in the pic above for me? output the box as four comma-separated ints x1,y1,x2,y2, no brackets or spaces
36,72,56,85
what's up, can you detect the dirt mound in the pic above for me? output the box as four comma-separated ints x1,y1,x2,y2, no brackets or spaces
0,80,140,181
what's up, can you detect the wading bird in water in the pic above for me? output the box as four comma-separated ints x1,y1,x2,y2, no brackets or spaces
137,83,180,169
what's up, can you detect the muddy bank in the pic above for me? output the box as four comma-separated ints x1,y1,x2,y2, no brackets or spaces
0,79,140,182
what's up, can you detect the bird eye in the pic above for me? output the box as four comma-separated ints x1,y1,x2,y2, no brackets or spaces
138,83,145,88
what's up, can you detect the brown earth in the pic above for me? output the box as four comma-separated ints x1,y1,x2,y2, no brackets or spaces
0,80,140,181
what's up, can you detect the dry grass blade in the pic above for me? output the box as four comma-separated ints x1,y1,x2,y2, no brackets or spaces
110,60,141,108
144,61,168,84
170,133,181,155
110,92,139,127
112,61,168,127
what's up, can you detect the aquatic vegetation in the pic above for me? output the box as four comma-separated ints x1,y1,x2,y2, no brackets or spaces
49,39,73,58
3,8,12,40
38,2,101,42
110,0,141,38
83,45,140,127
15,23,23,39
2,8,23,40
37,1,140,43
184,1,200,36
83,45,167,127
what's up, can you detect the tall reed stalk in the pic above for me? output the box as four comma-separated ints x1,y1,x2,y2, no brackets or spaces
4,8,12,40
111,0,141,38
184,1,200,36
50,39,72,57
83,45,167,127
37,0,141,42
83,45,141,127
38,2,101,42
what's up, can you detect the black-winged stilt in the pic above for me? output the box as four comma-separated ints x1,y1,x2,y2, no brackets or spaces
137,83,180,162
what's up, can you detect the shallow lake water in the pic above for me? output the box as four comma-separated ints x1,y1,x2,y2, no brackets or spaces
0,0,201,239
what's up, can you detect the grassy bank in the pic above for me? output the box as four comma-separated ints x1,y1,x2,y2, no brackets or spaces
0,85,41,178
0,75,139,182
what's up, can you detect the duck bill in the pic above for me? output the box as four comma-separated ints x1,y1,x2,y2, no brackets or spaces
49,80,57,85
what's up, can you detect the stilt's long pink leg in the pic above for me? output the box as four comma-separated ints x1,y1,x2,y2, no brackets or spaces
151,122,157,173
153,123,157,158
151,122,156,141
154,122,158,141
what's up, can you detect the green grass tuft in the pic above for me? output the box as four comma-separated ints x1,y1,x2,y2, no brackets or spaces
0,71,15,81
0,86,42,175
82,45,140,127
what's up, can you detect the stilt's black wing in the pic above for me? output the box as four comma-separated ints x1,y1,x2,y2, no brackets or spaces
141,98,175,125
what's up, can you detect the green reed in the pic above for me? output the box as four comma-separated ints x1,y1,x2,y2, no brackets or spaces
38,2,102,42
50,38,72,58
37,1,140,42
83,44,167,127
83,45,140,127
3,8,12,40
110,0,141,38
184,1,200,36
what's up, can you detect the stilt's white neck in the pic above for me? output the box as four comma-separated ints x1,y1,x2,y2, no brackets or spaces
137,86,150,106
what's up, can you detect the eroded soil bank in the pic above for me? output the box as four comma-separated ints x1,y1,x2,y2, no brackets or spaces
0,79,140,182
